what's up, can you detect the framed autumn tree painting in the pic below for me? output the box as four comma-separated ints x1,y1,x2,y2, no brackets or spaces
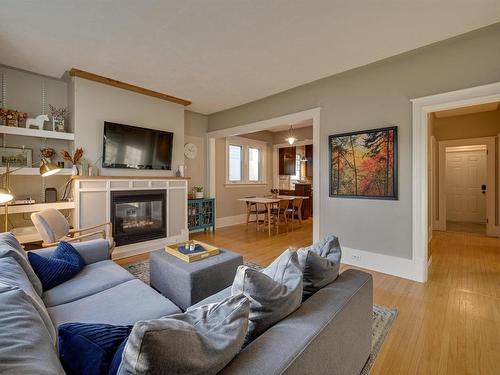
329,126,398,199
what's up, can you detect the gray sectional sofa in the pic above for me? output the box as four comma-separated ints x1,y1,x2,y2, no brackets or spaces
0,234,373,375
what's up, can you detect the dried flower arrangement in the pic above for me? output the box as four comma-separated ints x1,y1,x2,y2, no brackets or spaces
0,108,28,126
61,148,84,165
48,105,70,120
40,147,55,160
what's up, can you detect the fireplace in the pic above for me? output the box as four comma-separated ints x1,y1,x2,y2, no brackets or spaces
111,190,166,246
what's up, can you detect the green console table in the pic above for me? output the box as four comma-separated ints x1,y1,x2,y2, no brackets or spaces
187,198,215,232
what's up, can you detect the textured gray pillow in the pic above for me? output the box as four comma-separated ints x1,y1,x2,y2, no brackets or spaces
0,232,43,296
297,235,342,300
118,294,249,375
0,257,57,346
232,249,303,345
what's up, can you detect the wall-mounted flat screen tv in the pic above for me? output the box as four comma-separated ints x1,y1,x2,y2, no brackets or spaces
102,121,173,170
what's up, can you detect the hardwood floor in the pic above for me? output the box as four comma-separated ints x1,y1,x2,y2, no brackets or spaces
116,222,500,374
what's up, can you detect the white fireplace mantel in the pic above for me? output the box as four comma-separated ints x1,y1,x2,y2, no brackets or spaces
73,176,189,259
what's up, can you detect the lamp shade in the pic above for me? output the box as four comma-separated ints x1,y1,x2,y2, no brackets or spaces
40,162,61,177
0,187,13,204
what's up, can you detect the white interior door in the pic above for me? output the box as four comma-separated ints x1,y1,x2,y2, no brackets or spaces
445,147,487,223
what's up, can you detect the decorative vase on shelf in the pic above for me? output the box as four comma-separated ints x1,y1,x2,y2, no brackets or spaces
195,192,204,199
72,165,79,176
53,117,65,132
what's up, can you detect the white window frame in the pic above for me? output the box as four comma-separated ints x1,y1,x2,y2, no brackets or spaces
226,136,267,186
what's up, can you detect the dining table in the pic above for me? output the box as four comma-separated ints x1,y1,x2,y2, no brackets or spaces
237,195,310,235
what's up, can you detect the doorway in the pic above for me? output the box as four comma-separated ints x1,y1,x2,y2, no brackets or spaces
206,108,321,242
445,145,487,234
435,135,496,236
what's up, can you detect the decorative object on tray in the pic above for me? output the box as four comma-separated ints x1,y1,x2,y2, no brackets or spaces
26,114,49,130
329,126,398,199
61,148,84,175
49,104,69,132
0,147,33,167
165,240,219,263
193,185,204,199
270,188,279,199
0,108,28,127
40,147,55,163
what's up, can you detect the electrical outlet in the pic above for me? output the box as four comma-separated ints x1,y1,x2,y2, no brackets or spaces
351,254,361,261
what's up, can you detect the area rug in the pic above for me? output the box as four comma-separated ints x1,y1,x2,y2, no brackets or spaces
123,260,397,374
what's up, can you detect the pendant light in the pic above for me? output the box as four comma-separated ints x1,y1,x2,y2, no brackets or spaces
285,125,296,145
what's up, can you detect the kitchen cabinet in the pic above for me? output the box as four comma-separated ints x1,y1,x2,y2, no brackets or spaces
305,144,313,177
279,147,296,175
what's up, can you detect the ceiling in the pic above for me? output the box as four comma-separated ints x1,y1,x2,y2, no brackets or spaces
434,101,500,118
268,120,312,133
1,1,500,114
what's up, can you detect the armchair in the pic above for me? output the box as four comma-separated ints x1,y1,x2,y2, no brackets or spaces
31,208,114,254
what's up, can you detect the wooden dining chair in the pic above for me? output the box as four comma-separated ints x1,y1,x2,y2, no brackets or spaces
285,198,303,229
272,199,289,230
244,196,267,228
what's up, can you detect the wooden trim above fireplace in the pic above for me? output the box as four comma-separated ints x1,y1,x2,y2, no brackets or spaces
69,68,192,106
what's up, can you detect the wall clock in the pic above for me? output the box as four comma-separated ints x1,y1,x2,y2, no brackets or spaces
184,143,198,160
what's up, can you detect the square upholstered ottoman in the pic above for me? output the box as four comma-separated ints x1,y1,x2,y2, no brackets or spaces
149,248,243,311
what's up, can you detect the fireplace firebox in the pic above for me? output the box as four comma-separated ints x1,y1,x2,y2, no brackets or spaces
111,190,166,246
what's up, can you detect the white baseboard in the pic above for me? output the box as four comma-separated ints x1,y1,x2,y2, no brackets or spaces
216,214,248,228
342,246,421,282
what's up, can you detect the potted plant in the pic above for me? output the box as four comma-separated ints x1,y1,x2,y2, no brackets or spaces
193,186,204,199
61,148,84,175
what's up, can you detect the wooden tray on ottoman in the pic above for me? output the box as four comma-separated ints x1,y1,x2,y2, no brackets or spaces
165,240,219,263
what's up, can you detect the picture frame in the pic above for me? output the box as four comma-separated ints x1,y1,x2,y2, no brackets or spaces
0,147,33,168
329,126,398,200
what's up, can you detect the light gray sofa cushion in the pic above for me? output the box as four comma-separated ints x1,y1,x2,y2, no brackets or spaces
118,294,250,375
232,249,303,345
0,257,57,346
42,260,135,307
48,279,181,327
189,286,232,310
0,283,65,375
0,232,43,296
34,238,111,265
297,234,342,300
220,269,373,375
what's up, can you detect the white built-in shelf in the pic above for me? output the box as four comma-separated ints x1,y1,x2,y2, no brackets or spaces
0,201,75,215
0,167,73,176
0,126,74,141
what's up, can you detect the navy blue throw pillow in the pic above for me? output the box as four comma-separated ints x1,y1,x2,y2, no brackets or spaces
28,241,85,291
108,338,127,375
59,322,132,375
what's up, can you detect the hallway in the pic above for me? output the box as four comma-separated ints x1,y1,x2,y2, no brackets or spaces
370,229,500,374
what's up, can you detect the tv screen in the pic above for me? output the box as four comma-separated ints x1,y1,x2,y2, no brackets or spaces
102,122,173,170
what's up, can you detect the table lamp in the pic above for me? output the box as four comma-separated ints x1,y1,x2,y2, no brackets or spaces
0,160,61,231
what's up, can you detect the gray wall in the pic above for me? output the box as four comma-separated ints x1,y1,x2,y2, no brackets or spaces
184,111,208,190
208,24,500,259
71,77,185,175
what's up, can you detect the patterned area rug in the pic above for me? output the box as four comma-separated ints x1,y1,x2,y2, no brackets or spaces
123,260,397,374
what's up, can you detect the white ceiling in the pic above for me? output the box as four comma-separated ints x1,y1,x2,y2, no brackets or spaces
1,1,500,114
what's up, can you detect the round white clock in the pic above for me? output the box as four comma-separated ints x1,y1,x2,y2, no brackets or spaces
184,143,198,160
